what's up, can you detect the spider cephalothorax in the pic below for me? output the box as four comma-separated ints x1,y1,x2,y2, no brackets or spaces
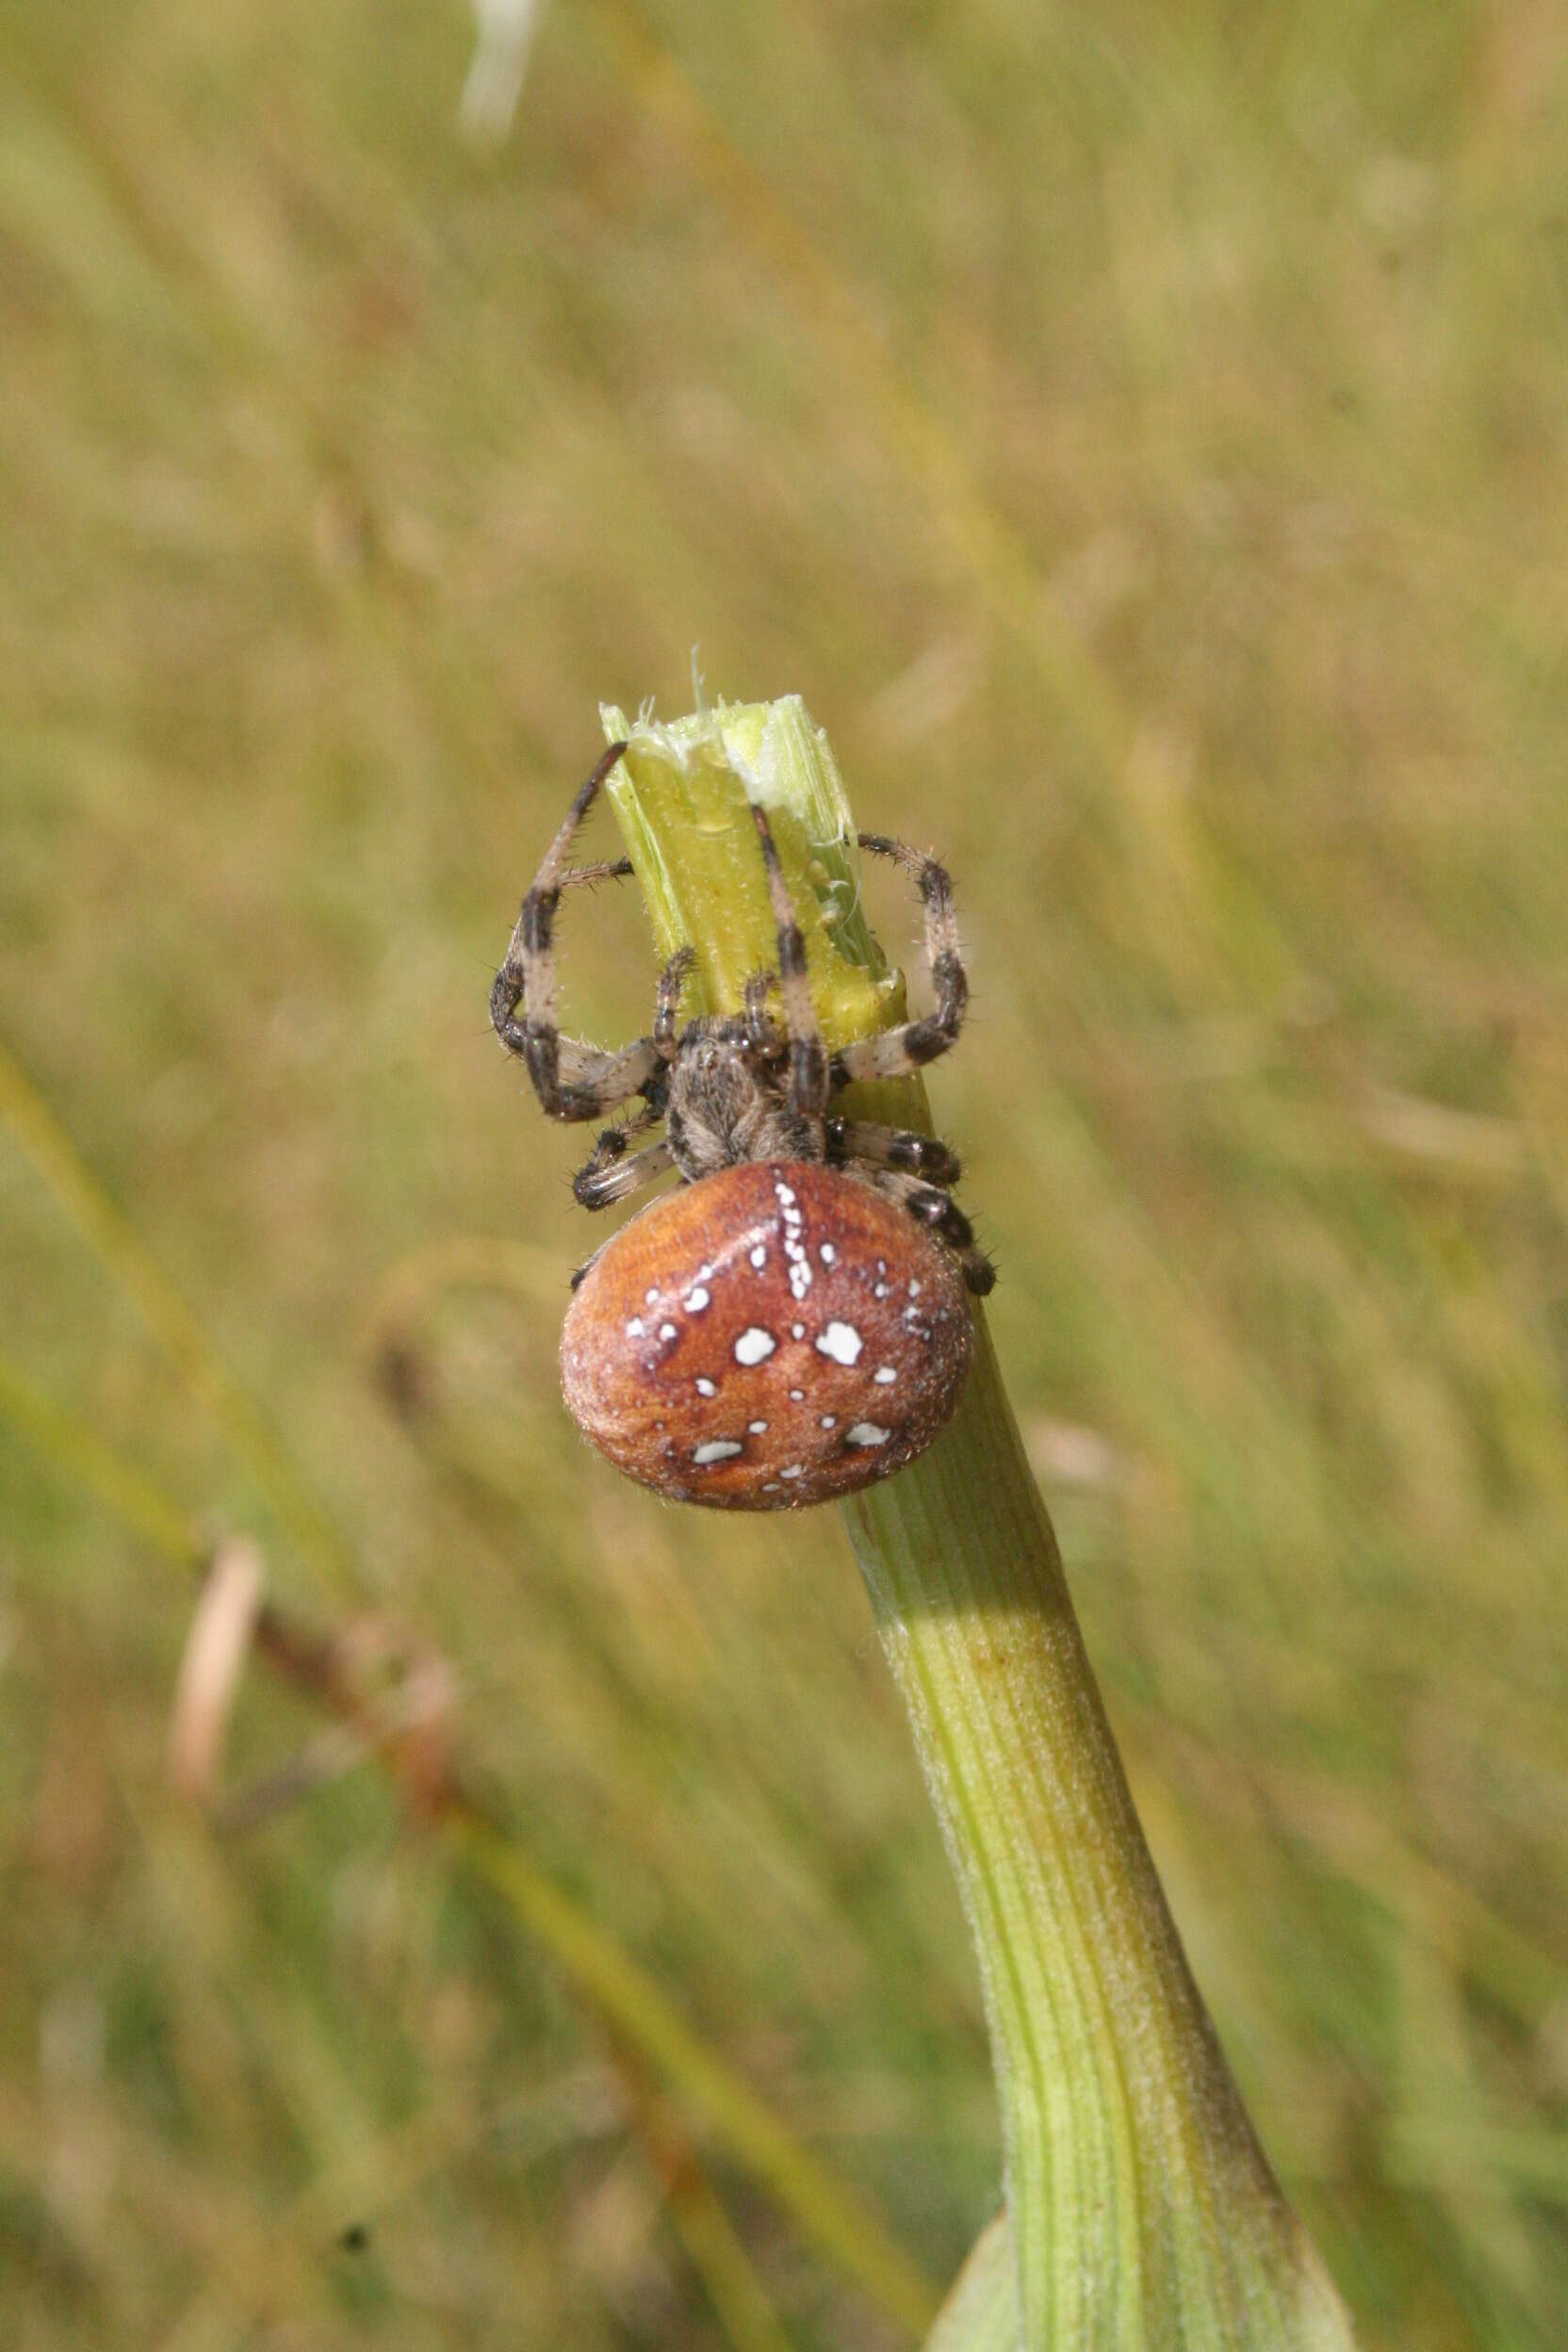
489,742,994,1298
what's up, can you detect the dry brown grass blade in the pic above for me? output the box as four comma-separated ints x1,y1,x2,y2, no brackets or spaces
610,2041,801,2352
167,1536,266,1806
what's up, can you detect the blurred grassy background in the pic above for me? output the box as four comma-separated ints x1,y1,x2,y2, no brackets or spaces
3,1,1567,2344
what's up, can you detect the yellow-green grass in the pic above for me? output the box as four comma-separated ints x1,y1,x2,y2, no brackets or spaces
2,3,1566,2346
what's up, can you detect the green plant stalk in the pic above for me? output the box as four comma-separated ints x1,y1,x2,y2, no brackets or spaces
848,1320,1351,2348
601,697,1355,2350
602,694,901,1040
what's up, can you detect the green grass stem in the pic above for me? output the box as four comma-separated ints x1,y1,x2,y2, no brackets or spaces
849,1318,1353,2348
603,696,1356,2350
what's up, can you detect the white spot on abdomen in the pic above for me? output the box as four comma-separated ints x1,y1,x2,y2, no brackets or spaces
659,1322,678,1342
776,1176,811,1297
695,1377,716,1397
815,1321,863,1366
749,1244,767,1269
844,1422,891,1447
685,1287,710,1312
734,1327,776,1365
874,1365,898,1384
693,1440,743,1466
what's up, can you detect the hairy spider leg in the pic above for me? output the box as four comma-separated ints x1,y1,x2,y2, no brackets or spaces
825,1116,962,1187
573,1134,678,1211
831,833,969,1085
571,948,695,1210
491,743,662,1120
743,970,785,1059
861,1164,995,1296
749,803,830,1116
653,946,696,1054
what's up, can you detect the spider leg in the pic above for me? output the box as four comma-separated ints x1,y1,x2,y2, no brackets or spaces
831,834,969,1085
825,1116,962,1187
556,858,635,888
569,1235,614,1291
570,1092,661,1192
569,952,693,1204
490,743,660,1121
653,947,696,1055
743,971,785,1059
749,803,829,1114
572,1135,678,1212
856,1164,995,1296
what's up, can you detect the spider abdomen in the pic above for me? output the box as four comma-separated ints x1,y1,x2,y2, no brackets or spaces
561,1162,973,1510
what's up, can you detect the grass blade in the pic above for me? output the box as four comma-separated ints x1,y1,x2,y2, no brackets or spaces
0,1033,349,1592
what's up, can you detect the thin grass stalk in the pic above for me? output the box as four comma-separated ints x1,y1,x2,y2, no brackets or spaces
0,1033,350,1593
610,2042,801,2352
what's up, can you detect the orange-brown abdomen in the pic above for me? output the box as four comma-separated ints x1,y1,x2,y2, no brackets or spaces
561,1162,973,1510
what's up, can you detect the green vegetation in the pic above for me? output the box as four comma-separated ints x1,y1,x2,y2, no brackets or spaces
2,5,1566,2347
606,698,1352,2344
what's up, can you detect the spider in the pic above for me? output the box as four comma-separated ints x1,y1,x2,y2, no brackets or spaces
489,742,994,1298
